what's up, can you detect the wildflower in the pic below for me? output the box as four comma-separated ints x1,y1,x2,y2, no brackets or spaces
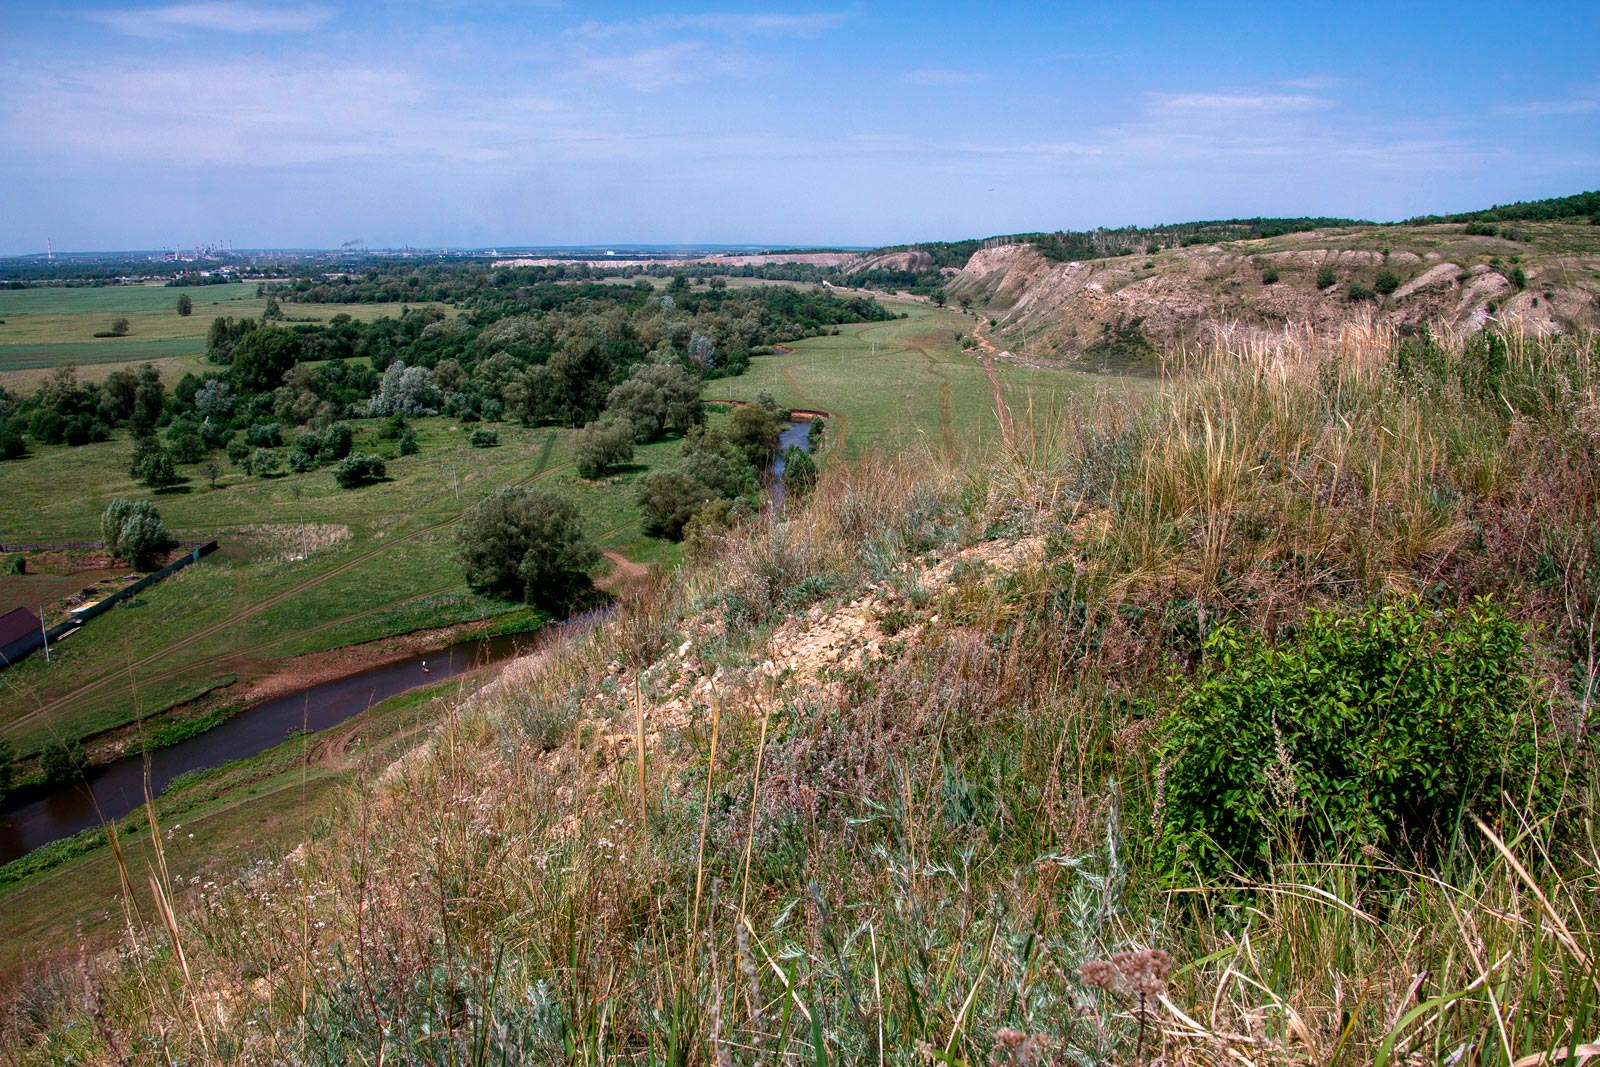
991,1028,1048,1066
1079,958,1118,990
1113,948,1172,997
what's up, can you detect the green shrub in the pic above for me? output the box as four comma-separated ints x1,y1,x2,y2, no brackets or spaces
1464,222,1498,237
636,470,714,540
1261,267,1280,286
573,418,633,479
101,498,174,568
1509,266,1528,290
250,448,281,477
1347,281,1376,302
397,429,419,456
455,487,597,605
244,422,282,448
1374,269,1401,295
320,423,353,460
469,427,499,448
333,452,385,489
1316,265,1337,289
1156,599,1535,882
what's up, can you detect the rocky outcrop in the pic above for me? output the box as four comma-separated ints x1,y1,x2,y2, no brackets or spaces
945,229,1600,362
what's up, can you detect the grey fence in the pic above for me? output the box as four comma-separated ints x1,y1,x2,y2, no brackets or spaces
0,541,218,669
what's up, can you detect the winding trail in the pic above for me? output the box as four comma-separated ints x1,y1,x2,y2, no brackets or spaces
970,318,1016,446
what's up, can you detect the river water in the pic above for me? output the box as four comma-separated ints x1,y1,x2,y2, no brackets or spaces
0,631,542,865
0,422,816,866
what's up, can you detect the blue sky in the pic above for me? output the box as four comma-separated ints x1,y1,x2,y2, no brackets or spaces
1,1,1595,253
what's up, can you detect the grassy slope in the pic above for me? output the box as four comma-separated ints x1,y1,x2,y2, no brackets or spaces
0,671,472,982
7,321,1594,1063
0,416,684,755
704,297,1128,458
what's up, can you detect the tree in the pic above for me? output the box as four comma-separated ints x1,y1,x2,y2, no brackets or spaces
782,445,818,498
39,738,88,785
230,325,302,394
681,425,757,499
202,457,222,489
177,293,193,316
605,362,703,441
367,361,440,416
262,295,283,320
140,448,179,489
455,487,597,605
333,452,386,488
109,316,131,337
636,471,714,540
102,498,174,569
728,403,781,471
250,448,281,477
193,378,234,420
132,363,164,430
574,417,635,478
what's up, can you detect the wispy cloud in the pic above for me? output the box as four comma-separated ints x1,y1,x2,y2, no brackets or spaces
568,12,846,40
1280,76,1344,91
1494,95,1599,117
88,2,332,37
1151,92,1332,114
905,68,980,87
568,42,747,92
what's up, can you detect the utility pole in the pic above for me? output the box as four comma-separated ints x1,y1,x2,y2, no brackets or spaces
39,605,50,663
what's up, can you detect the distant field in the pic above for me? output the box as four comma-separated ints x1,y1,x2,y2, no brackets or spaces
0,282,446,385
704,298,1141,458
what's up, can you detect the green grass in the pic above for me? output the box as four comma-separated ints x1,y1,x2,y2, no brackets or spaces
0,283,445,386
0,670,467,983
0,416,687,755
704,298,1137,458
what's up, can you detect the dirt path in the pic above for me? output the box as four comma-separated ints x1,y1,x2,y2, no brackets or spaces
914,348,957,458
602,551,648,581
12,434,572,732
970,319,1015,445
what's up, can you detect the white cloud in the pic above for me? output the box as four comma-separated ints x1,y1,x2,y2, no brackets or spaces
1152,92,1332,113
1280,76,1344,91
1494,96,1599,117
905,69,979,87
88,2,332,37
568,12,846,40
568,42,743,93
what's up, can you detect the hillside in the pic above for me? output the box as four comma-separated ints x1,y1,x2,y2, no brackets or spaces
5,311,1597,1064
944,219,1600,363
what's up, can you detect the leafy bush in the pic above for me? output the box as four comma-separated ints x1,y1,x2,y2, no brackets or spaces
245,422,283,448
636,470,714,540
250,448,281,477
1316,265,1337,289
320,423,353,461
398,429,419,456
1509,266,1528,290
1347,281,1376,302
164,419,206,464
39,738,88,785
332,452,385,489
469,427,499,448
781,445,818,498
1261,267,1280,285
101,498,174,569
1373,269,1401,295
1156,599,1534,882
1463,222,1498,236
573,418,634,478
455,487,597,605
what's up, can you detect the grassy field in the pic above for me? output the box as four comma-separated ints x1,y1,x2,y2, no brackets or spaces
0,415,688,756
704,297,1142,457
0,282,443,386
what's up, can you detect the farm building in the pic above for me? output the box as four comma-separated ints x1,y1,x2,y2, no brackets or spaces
0,606,43,666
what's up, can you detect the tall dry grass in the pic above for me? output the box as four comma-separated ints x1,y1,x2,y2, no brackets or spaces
3,322,1598,1065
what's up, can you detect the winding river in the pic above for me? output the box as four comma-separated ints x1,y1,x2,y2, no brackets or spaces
0,420,816,866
